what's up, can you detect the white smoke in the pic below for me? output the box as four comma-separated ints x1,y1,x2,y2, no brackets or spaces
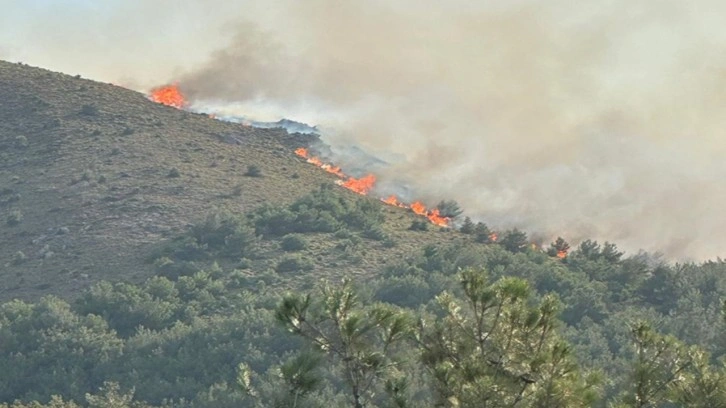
4,0,726,259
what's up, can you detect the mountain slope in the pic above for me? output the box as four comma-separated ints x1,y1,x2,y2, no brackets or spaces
0,60,461,301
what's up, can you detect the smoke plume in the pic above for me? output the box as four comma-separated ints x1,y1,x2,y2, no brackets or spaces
5,0,726,259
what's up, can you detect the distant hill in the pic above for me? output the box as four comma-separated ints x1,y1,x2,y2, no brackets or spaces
0,60,460,301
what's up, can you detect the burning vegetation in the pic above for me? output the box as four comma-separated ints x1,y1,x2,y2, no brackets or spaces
147,83,573,256
295,148,450,227
148,84,452,227
149,84,187,108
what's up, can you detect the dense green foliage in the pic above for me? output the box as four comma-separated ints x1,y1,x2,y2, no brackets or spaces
3,186,726,407
252,184,384,237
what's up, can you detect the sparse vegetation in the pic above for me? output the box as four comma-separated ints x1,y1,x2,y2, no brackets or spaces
409,219,429,231
280,233,308,251
435,199,463,219
14,135,28,148
459,216,475,234
473,221,492,243
362,224,389,241
6,210,23,226
499,228,529,253
167,168,181,178
12,251,27,265
79,103,99,116
276,254,315,273
253,184,384,237
244,164,262,177
3,60,726,408
188,210,257,258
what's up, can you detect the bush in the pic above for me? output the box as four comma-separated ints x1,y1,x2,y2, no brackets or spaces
459,217,475,234
12,251,27,265
80,104,99,116
334,228,354,239
436,200,463,218
409,220,429,231
382,236,397,248
167,168,181,178
499,228,528,253
276,255,315,273
281,234,308,251
374,275,432,308
253,186,384,237
0,189,20,207
14,135,28,149
473,222,493,243
6,210,23,226
244,165,262,177
190,211,257,258
362,225,388,241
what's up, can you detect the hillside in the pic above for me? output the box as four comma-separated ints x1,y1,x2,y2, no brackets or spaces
0,60,460,301
4,61,726,408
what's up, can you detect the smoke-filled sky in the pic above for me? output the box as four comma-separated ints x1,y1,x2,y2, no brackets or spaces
4,0,726,260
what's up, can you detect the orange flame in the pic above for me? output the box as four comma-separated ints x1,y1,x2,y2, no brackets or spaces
427,208,449,227
294,147,450,226
339,174,376,195
410,201,427,216
406,201,451,226
489,232,498,242
150,84,186,108
295,148,345,178
382,195,407,208
556,250,567,259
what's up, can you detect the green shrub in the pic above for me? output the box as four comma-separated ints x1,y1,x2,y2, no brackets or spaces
409,220,429,231
80,104,99,116
0,189,20,207
499,228,528,253
459,216,475,234
281,234,308,251
154,256,201,279
254,185,383,237
374,275,432,308
14,135,28,149
276,255,315,273
6,210,23,226
335,238,359,251
167,168,181,178
190,211,257,258
382,236,397,248
244,165,262,177
474,222,493,243
334,228,354,239
435,199,463,218
12,251,27,265
362,225,388,241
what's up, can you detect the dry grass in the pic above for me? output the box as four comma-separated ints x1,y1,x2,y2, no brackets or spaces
0,60,465,301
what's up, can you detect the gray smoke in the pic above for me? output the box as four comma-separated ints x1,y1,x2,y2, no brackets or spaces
4,0,726,259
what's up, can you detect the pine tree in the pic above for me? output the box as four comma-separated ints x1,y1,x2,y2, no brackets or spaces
276,279,414,408
473,222,492,243
547,237,571,258
418,268,600,407
615,322,696,408
499,228,529,253
460,217,475,234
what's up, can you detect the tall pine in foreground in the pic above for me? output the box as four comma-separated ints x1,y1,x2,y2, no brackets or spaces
418,268,600,407
276,279,414,408
277,268,601,407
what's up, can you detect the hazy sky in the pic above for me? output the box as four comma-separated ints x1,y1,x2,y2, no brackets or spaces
3,0,726,260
